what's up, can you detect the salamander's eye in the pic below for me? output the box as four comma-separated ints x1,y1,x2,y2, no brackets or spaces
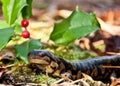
38,52,46,57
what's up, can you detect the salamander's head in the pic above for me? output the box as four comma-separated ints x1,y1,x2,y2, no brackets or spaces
28,50,60,73
28,50,55,65
28,50,71,77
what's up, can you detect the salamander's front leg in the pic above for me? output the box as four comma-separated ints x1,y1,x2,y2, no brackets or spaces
61,72,73,82
110,71,120,85
110,71,117,82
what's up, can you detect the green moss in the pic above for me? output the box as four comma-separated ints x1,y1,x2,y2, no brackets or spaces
49,43,97,61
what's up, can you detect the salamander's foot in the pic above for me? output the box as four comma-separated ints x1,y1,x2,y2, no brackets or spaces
110,72,120,85
110,72,117,82
61,73,73,82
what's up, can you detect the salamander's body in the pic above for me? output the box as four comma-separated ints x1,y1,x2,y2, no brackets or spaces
28,50,120,82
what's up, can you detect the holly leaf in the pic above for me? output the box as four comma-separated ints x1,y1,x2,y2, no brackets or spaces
22,0,33,19
50,7,100,45
14,39,42,64
0,27,14,51
0,20,9,29
1,0,27,25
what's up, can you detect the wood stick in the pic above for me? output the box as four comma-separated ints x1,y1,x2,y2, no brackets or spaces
102,66,120,69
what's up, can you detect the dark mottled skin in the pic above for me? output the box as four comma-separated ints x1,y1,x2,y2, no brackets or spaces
71,56,120,82
28,50,120,82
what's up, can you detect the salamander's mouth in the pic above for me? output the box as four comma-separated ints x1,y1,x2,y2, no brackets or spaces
28,58,49,65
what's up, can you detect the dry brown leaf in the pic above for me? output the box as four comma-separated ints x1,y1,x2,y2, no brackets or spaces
110,78,120,86
0,48,15,61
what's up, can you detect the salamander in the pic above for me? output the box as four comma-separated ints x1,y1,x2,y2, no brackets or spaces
28,50,120,82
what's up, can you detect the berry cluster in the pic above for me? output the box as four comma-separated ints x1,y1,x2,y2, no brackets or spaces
21,19,30,38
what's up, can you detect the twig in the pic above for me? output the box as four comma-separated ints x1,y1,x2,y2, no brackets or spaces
0,64,15,68
26,83,47,86
102,66,120,69
110,78,120,86
106,52,120,55
45,71,49,85
70,79,83,85
0,64,28,69
53,78,65,84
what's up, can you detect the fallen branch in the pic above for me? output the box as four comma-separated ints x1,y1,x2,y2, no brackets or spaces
102,66,120,69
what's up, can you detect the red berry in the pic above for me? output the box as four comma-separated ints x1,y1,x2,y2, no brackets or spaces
22,30,30,38
21,19,29,27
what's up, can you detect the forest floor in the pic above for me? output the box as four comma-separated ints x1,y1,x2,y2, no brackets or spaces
0,0,120,86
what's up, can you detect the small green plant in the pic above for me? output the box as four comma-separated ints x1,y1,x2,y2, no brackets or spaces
0,0,42,64
0,0,100,63
50,7,100,45
21,19,30,38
